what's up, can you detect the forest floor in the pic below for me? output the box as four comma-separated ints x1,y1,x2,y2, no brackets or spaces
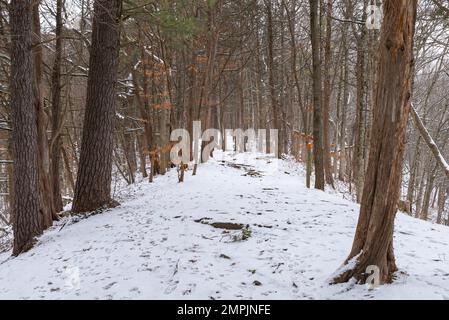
1,151,449,299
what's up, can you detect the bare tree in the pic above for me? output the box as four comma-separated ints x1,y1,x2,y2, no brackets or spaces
50,0,64,213
309,0,325,190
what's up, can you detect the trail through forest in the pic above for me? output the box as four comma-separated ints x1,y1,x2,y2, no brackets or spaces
0,152,448,300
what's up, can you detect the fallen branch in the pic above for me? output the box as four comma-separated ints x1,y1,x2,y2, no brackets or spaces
410,105,449,180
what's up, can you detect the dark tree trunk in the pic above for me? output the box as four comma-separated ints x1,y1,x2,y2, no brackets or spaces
10,0,42,255
50,0,64,213
437,182,447,225
333,0,418,285
309,0,325,190
72,0,122,213
32,1,56,228
353,0,368,203
266,1,281,158
322,0,334,187
338,23,349,182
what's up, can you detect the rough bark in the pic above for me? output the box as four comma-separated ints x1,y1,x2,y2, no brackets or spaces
32,0,57,227
437,182,447,225
309,0,325,190
50,0,64,213
353,0,368,203
10,0,42,255
72,0,122,213
322,0,334,187
333,0,418,284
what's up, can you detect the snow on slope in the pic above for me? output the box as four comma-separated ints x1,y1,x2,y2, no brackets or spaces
0,151,449,300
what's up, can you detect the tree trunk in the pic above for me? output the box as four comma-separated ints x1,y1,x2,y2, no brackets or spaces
266,1,281,158
72,0,122,213
353,0,368,203
10,0,42,255
309,0,325,190
333,0,418,285
419,164,437,221
50,0,64,213
339,36,349,182
322,0,334,187
406,136,421,213
414,168,426,218
32,1,57,227
61,145,75,194
437,182,447,225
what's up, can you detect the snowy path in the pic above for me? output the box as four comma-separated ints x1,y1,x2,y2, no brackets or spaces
1,152,449,299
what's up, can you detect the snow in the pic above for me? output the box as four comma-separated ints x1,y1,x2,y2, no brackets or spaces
1,151,449,300
115,112,125,120
144,47,165,65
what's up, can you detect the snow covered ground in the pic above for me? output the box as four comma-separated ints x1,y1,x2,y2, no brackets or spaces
1,151,449,300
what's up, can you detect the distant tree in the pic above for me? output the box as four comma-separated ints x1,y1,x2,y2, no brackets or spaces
322,0,334,188
309,0,325,190
50,0,64,213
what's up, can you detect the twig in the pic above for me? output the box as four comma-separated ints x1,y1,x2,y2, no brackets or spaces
173,258,180,276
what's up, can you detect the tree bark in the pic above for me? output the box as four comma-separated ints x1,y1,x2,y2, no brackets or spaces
419,164,437,220
322,0,334,187
437,182,447,225
32,0,57,227
266,1,281,158
50,0,64,213
353,0,368,203
339,33,349,182
10,0,42,255
309,0,325,190
72,0,122,213
406,136,421,213
333,0,418,284
61,145,75,194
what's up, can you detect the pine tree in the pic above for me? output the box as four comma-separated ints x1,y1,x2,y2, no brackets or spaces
10,0,42,255
72,0,123,213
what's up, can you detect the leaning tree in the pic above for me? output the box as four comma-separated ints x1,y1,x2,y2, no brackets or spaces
333,0,418,284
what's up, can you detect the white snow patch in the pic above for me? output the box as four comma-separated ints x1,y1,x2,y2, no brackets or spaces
0,152,449,299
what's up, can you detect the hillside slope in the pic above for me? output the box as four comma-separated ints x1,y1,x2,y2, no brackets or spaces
0,152,448,300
